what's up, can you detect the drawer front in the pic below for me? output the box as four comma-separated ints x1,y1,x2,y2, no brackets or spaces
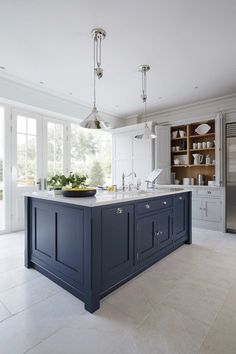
197,188,222,197
136,197,172,215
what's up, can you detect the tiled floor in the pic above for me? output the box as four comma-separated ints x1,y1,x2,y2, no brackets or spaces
0,229,236,354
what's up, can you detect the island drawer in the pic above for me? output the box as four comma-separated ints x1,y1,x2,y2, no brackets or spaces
136,196,172,215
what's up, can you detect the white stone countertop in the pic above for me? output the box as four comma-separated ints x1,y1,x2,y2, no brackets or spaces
26,187,191,208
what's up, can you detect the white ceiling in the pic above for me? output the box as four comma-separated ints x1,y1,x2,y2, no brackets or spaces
0,0,236,118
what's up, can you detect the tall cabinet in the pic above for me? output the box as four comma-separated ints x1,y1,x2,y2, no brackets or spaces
112,123,153,189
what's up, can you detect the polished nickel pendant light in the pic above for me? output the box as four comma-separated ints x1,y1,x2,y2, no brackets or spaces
138,64,156,139
80,28,109,129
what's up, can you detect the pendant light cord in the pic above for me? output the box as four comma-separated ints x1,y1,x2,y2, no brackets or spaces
93,37,96,108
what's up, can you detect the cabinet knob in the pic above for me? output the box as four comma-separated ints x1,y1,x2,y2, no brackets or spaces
163,201,167,205
145,204,151,209
116,208,123,214
179,196,183,200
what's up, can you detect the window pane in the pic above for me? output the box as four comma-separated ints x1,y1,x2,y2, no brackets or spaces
70,124,112,186
27,118,36,135
17,118,37,187
17,116,26,134
47,122,63,177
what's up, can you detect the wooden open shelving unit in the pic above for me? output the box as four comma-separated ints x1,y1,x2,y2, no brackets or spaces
171,120,216,185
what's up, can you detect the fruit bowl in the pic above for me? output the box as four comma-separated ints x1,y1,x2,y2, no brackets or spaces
62,188,97,197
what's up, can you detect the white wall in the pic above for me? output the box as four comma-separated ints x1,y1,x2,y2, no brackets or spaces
123,94,236,127
0,76,122,128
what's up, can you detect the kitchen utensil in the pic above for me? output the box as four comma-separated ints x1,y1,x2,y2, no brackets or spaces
197,142,202,149
174,154,188,165
195,123,211,135
179,130,185,138
202,142,207,149
174,179,180,185
172,131,178,139
193,143,197,149
197,174,205,185
206,155,211,165
183,177,194,185
62,189,97,197
207,141,212,148
174,158,180,165
176,146,180,151
171,172,176,184
193,153,204,165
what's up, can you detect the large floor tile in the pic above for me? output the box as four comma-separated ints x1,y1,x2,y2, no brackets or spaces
0,267,41,293
113,304,209,354
0,253,24,273
0,276,62,314
104,278,154,325
199,306,236,354
0,291,85,354
163,277,228,325
27,302,136,354
0,300,11,322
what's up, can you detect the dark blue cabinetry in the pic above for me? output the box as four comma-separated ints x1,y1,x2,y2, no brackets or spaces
25,192,192,313
101,204,134,290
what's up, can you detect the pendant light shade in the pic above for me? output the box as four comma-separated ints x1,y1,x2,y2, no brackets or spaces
80,106,109,129
80,28,109,130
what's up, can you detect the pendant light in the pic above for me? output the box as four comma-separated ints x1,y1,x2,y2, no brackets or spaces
80,28,109,129
138,64,156,139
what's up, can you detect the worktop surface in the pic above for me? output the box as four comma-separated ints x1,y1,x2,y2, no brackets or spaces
26,187,190,207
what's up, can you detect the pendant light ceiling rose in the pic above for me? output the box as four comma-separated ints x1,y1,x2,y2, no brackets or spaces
91,28,106,40
138,64,150,73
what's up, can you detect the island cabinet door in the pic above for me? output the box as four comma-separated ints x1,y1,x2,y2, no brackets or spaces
156,209,173,252
136,215,158,264
173,193,188,243
101,204,134,290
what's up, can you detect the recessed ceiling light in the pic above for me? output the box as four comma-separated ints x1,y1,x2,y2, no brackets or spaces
69,92,73,95
158,96,163,100
0,66,5,70
194,86,198,89
39,81,44,84
115,105,119,108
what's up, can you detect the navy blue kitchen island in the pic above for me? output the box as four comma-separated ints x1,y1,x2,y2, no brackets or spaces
25,189,192,313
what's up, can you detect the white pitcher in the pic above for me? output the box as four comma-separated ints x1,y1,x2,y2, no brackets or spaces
193,154,204,165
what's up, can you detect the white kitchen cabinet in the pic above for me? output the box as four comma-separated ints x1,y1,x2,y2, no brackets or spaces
190,187,224,230
112,123,153,189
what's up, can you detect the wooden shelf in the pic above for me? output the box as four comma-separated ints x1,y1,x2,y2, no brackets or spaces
189,148,215,152
171,150,187,154
189,133,215,138
172,164,215,168
171,137,187,141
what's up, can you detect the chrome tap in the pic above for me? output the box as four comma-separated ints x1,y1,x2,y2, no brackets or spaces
122,172,136,191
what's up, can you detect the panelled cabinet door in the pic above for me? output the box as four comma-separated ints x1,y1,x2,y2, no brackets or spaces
202,198,222,223
101,204,134,289
156,209,173,251
173,193,188,242
136,215,157,264
155,125,171,184
192,197,202,220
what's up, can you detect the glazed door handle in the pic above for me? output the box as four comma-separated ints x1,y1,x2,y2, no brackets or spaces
163,201,167,205
179,196,183,200
145,204,151,209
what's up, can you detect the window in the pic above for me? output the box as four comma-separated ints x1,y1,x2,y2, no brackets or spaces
70,124,112,186
47,121,64,177
17,116,37,186
0,107,4,230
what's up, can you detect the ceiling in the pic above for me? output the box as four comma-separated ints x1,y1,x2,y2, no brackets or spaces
0,0,236,118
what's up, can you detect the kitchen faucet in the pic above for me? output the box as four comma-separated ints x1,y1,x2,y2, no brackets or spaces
122,172,136,191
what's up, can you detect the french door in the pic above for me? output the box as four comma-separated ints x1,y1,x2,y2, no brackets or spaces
11,110,68,231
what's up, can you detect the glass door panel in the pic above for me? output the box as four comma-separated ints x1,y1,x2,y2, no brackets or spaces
0,107,5,231
47,121,64,178
12,111,43,231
